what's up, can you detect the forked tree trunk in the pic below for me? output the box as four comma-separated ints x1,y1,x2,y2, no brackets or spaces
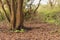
10,0,24,30
0,0,24,30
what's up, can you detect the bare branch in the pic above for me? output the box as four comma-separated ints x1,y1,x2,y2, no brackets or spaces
29,0,34,11
33,0,41,13
25,0,34,15
5,0,11,13
0,0,10,22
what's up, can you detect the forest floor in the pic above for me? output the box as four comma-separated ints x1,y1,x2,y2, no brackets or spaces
0,21,60,40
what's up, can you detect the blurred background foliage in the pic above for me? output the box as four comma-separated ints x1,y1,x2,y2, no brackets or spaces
0,0,60,25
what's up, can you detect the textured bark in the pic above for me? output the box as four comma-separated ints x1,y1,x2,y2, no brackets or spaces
16,0,24,29
10,0,24,30
0,0,25,30
10,0,16,30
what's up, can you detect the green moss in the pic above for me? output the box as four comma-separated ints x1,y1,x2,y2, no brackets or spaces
46,19,56,23
14,29,25,33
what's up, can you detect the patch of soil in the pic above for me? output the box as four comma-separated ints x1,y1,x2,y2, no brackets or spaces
0,21,60,40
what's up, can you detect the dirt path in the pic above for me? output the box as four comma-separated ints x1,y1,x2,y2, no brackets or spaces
0,22,60,40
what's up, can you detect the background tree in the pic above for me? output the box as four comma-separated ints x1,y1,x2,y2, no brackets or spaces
24,0,41,20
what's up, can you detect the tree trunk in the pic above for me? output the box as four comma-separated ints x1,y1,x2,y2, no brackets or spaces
0,0,24,30
10,0,16,30
49,0,53,8
10,0,24,30
16,0,24,30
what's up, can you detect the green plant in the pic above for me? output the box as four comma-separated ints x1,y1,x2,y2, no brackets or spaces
14,29,25,32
